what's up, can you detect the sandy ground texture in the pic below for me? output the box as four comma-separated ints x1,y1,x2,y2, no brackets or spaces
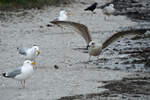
0,0,150,100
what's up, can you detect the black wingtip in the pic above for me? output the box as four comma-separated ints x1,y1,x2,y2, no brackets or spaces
2,72,6,77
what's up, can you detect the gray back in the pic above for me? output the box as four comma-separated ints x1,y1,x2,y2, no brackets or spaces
17,48,28,55
7,67,22,78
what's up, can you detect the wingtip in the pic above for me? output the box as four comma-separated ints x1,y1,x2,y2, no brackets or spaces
2,72,6,77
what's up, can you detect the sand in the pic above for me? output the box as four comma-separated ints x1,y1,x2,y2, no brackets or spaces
0,0,149,100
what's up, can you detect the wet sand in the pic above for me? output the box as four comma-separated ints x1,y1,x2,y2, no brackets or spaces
0,0,150,100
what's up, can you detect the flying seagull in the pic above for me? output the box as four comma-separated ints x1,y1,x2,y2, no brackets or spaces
102,4,115,20
17,45,40,61
2,60,36,88
84,2,98,13
51,20,147,61
47,10,70,27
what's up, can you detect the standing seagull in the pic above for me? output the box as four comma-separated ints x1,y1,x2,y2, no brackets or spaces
57,10,70,21
17,45,40,61
53,10,70,21
51,21,147,61
102,4,115,20
84,2,98,13
47,10,70,27
2,60,35,88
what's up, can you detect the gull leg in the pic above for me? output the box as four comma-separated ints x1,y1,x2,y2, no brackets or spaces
20,81,23,88
104,16,107,21
23,80,25,88
88,55,91,62
17,81,20,88
33,60,37,70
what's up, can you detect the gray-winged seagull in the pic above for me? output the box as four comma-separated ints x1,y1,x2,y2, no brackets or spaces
17,45,40,61
2,60,36,88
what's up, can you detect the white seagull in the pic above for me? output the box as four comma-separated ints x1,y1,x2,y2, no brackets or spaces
2,60,36,88
55,10,70,21
51,20,147,61
17,45,40,61
102,4,115,20
47,10,70,27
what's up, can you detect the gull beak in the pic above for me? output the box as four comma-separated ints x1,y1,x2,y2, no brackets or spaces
37,50,40,55
67,12,70,16
32,62,36,65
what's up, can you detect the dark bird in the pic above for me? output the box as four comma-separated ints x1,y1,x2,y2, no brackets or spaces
84,2,98,13
51,20,148,61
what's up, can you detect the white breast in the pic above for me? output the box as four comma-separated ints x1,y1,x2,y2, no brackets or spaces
15,65,33,80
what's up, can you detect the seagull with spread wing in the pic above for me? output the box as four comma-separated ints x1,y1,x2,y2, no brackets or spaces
17,45,40,61
2,60,36,88
51,20,147,61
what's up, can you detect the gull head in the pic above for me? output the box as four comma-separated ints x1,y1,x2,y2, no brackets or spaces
94,2,98,6
32,45,40,55
59,10,70,21
24,60,36,65
109,4,114,7
89,41,96,48
60,10,70,16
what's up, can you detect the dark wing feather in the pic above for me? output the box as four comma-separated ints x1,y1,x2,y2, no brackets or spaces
17,47,28,56
51,20,92,45
6,67,22,78
102,28,148,50
84,3,97,11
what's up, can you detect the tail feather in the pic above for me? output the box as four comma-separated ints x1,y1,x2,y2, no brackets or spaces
84,8,89,11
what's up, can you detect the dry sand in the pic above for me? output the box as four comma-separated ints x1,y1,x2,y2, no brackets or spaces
0,0,149,100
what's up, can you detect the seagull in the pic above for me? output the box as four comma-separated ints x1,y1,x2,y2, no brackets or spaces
47,10,70,27
50,20,147,61
58,10,70,21
54,10,70,21
102,4,115,20
17,45,40,61
84,2,98,13
2,60,36,88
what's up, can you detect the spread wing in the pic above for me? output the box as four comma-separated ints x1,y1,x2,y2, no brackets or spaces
102,27,148,50
51,20,92,46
